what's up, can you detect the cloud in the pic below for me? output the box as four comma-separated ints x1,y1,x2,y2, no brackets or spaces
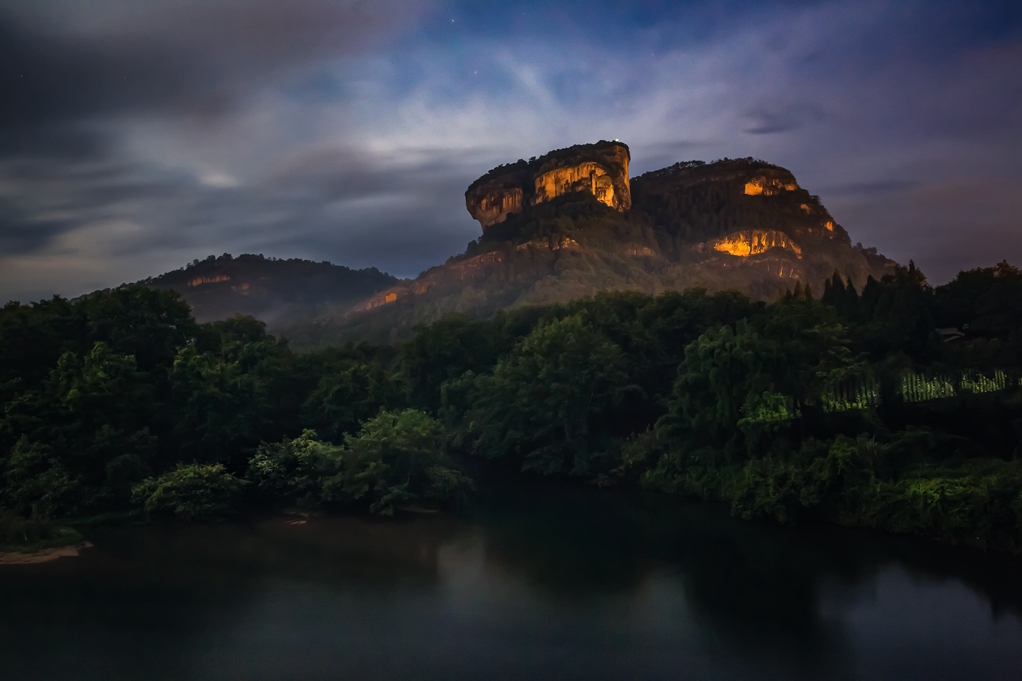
0,1,431,129
743,102,827,135
818,180,920,197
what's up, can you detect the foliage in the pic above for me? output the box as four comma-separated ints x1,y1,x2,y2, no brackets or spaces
4,256,1022,552
132,464,247,521
0,510,82,552
247,411,472,516
246,430,344,508
322,409,473,515
457,315,631,476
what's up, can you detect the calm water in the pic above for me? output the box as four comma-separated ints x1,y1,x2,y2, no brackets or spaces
2,476,1021,681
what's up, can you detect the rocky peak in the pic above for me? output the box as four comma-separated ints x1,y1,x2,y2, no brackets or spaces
465,141,631,230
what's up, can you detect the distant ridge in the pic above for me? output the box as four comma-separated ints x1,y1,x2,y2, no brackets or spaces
142,253,397,330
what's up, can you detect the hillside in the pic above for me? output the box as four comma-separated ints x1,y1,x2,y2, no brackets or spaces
142,254,397,332
305,146,895,346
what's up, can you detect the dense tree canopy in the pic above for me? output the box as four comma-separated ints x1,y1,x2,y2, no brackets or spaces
3,262,1022,552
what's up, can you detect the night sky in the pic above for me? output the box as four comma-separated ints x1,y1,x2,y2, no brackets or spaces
2,0,1020,303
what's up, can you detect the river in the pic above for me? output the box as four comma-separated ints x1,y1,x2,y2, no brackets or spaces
2,476,1021,680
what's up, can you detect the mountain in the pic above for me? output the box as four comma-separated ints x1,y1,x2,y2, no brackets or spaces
304,142,894,345
142,253,397,331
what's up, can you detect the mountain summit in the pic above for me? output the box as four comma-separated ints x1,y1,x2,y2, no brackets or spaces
465,141,632,228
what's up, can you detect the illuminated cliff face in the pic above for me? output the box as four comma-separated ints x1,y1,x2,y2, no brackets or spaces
189,274,230,287
713,230,802,258
744,175,799,196
471,188,524,228
465,141,631,230
534,162,621,209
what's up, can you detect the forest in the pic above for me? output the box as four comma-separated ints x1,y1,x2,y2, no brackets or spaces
2,260,1022,553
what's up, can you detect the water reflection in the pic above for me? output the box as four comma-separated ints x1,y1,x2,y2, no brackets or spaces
1,475,1020,680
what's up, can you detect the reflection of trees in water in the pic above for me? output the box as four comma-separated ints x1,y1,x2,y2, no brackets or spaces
471,478,1022,678
471,481,852,677
472,482,659,597
2,485,1020,680
107,514,462,588
0,515,464,681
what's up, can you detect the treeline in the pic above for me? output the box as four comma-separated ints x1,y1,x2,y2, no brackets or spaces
0,288,470,543
3,262,1022,551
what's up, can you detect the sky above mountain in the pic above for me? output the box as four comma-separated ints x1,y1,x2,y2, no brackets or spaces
1,0,1020,302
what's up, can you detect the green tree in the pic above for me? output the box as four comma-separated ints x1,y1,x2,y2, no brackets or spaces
470,315,631,475
247,429,343,507
169,322,290,467
322,409,472,515
655,299,859,469
132,464,246,521
302,356,400,440
2,343,157,517
248,411,472,515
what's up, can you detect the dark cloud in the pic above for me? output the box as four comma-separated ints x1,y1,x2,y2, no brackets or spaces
630,140,718,176
0,124,111,161
0,0,427,130
743,102,826,135
0,139,483,282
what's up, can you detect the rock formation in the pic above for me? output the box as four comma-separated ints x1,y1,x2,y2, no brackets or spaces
713,230,802,258
466,141,631,229
744,173,799,196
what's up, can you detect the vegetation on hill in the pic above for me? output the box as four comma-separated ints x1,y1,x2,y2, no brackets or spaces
3,261,1022,552
143,253,397,328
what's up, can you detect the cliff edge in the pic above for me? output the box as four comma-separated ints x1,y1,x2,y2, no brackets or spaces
465,141,631,229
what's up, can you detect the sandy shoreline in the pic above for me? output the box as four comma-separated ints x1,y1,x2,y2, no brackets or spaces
0,541,93,565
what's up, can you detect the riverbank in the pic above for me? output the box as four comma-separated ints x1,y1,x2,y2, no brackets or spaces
0,512,85,562
0,541,92,565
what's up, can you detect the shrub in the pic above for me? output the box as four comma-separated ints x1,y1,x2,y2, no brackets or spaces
132,464,246,521
246,430,342,508
322,409,474,515
0,510,81,551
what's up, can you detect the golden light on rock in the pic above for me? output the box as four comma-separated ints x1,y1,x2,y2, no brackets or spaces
744,175,799,196
713,230,802,258
474,188,524,227
466,141,631,230
188,274,230,287
534,162,620,208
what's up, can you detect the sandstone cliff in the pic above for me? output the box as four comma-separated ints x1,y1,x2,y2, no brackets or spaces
466,141,631,229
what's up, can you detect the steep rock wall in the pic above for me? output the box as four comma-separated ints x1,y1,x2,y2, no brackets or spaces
535,162,609,204
465,141,631,230
713,229,803,257
469,188,524,228
744,175,799,196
